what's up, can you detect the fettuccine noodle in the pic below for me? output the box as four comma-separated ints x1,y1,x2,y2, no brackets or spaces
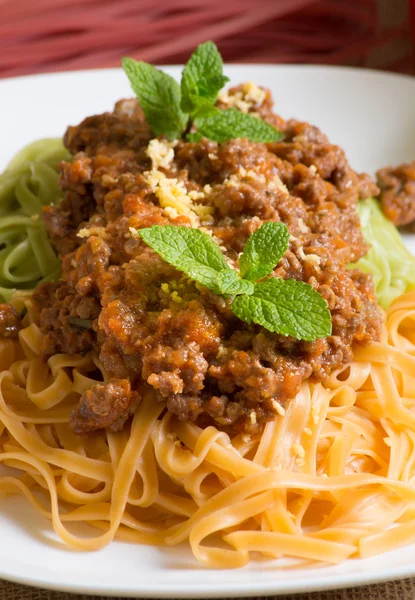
0,291,415,567
0,139,69,300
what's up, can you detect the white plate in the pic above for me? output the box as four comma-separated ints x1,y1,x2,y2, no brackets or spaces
1,65,415,597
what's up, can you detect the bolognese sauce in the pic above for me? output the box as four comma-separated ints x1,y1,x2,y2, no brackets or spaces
377,161,415,227
34,84,383,434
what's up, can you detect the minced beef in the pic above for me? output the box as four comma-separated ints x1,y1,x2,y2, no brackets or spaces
377,161,415,227
34,281,100,356
0,304,22,338
70,378,140,434
36,86,383,435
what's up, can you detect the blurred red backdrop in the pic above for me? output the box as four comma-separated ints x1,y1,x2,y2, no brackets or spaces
0,0,412,78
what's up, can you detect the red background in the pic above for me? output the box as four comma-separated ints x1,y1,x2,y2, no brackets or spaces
0,0,412,79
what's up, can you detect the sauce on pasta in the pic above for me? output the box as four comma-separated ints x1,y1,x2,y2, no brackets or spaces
0,76,414,569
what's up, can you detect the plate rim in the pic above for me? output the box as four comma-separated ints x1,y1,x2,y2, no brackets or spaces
2,62,415,86
1,557,415,598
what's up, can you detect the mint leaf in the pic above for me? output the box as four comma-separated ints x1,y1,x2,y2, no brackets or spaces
122,58,187,140
232,278,332,341
186,103,219,141
217,270,254,296
239,222,290,281
195,108,283,143
181,41,229,114
187,132,203,143
137,223,332,341
192,101,221,120
137,225,231,293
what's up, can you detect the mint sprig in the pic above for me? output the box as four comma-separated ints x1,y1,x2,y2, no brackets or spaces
232,279,331,342
181,41,229,115
122,59,188,140
122,42,282,143
239,221,290,281
217,270,255,296
136,224,332,341
138,225,228,294
193,107,283,144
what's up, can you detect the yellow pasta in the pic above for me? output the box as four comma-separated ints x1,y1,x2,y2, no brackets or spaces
0,291,415,567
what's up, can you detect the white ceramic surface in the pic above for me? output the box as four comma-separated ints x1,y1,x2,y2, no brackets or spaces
0,65,415,597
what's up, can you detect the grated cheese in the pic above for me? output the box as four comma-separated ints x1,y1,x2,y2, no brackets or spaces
144,170,200,226
293,134,307,144
77,226,105,239
304,253,321,266
224,167,259,188
171,291,183,303
271,399,286,416
311,404,320,425
245,169,266,185
218,90,251,113
292,443,305,459
224,172,241,188
146,139,176,170
242,81,266,105
298,246,321,266
268,174,289,195
218,82,266,114
77,228,91,238
163,206,179,220
216,345,227,359
188,190,205,200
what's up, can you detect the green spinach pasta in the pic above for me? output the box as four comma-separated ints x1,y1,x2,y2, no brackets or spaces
0,138,70,300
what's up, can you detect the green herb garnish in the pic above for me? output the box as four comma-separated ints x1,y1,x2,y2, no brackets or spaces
216,269,255,296
122,59,187,140
192,107,281,144
137,224,332,342
232,278,331,341
138,224,229,295
122,41,283,143
180,41,229,115
239,221,290,281
67,317,94,331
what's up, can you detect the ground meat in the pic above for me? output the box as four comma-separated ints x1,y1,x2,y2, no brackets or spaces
64,98,152,156
34,281,100,357
377,161,415,226
43,189,97,257
37,88,382,435
0,304,22,338
70,378,140,434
